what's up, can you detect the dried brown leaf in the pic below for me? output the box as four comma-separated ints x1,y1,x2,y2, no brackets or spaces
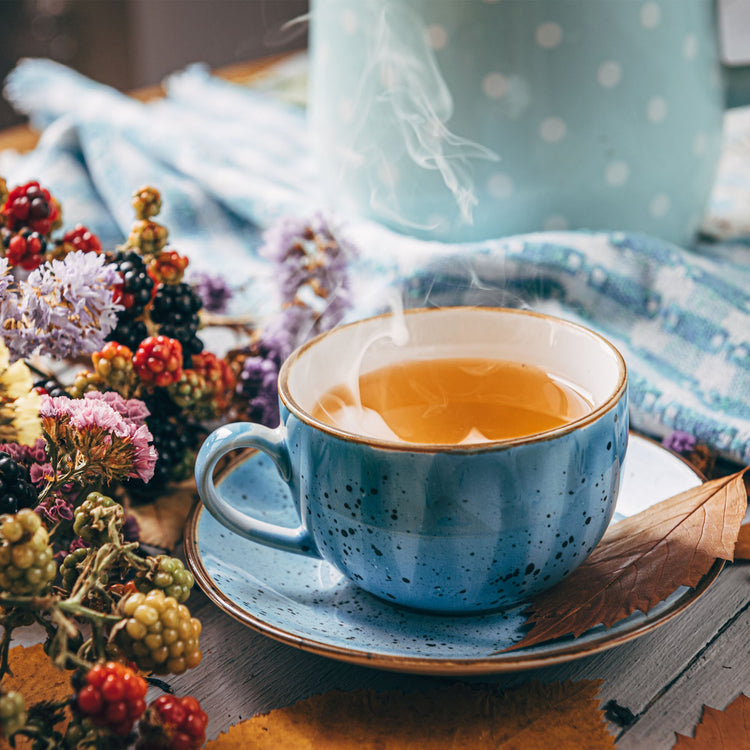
127,478,197,551
205,680,614,750
507,470,747,651
672,693,750,749
0,643,72,750
734,522,750,561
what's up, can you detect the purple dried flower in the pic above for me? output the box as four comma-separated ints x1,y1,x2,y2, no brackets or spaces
662,430,697,455
123,513,140,543
238,355,280,427
189,271,233,314
260,213,356,325
35,493,74,524
0,438,47,466
2,251,123,362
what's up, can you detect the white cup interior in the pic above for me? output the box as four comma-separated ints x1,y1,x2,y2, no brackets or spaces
281,307,626,440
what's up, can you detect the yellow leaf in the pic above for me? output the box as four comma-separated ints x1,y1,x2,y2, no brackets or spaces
672,693,750,749
206,680,614,750
0,643,72,750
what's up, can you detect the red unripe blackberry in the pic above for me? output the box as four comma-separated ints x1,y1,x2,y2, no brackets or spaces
109,250,155,318
2,228,47,270
1,181,59,235
0,453,38,515
148,250,189,285
136,694,207,750
133,336,183,387
75,661,148,736
61,224,102,254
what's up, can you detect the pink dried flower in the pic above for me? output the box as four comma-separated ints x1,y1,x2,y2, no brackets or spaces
39,394,156,486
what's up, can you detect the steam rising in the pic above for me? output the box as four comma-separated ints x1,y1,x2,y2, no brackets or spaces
346,1,499,228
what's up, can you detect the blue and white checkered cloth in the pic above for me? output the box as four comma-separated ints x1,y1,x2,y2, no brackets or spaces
4,57,750,463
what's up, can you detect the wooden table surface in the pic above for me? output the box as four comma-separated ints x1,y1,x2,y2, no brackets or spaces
2,54,749,749
173,559,749,748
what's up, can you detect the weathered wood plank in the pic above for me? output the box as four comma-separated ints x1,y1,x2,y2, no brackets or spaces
616,577,750,749
165,563,750,742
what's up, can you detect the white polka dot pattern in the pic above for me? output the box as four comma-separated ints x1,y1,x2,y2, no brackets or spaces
487,172,514,198
606,162,630,187
539,117,566,143
482,72,508,99
426,24,448,50
640,3,661,29
647,96,668,123
597,61,622,88
536,22,563,49
311,0,726,246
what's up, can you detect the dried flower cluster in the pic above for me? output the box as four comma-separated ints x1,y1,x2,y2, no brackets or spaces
0,177,357,748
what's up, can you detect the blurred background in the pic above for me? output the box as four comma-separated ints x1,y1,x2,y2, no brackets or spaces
0,0,310,129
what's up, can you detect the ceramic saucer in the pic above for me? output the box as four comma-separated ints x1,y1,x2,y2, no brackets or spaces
184,433,722,675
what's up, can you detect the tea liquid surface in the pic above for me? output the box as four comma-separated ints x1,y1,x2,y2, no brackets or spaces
312,358,593,444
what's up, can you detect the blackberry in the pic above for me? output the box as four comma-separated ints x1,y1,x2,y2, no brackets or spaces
2,180,60,235
109,250,155,318
116,589,202,675
150,283,202,357
75,661,148,736
134,555,194,603
73,492,124,546
0,452,38,515
0,509,56,595
33,377,67,399
2,227,48,270
127,416,191,494
136,695,208,750
107,318,148,353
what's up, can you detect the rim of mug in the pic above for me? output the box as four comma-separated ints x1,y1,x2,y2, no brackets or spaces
277,306,628,453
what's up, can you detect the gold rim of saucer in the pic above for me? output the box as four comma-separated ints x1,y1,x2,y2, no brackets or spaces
184,433,722,676
277,306,628,453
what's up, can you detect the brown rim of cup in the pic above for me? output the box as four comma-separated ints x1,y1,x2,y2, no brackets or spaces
277,307,628,454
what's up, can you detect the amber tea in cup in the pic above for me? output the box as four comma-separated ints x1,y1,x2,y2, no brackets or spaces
311,358,594,445
197,307,628,612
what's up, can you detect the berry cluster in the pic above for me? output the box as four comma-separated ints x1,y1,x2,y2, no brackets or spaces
0,509,56,596
116,589,202,675
0,181,65,270
72,491,124,546
135,554,194,603
75,661,148,736
0,452,38,515
0,690,26,739
137,695,208,750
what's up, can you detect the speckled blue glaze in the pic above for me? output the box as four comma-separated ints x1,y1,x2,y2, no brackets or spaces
189,434,705,670
196,308,628,613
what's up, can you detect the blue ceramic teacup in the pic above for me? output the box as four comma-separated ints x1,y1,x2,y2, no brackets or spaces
195,308,628,613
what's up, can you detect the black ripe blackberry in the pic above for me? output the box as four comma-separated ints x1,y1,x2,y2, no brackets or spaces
150,283,203,356
0,452,38,514
127,417,190,495
107,317,148,353
109,250,154,318
33,377,67,398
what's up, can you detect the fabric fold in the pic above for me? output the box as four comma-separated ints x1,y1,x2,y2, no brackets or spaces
3,57,750,463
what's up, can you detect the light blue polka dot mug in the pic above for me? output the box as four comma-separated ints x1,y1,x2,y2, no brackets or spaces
195,308,629,613
309,0,747,246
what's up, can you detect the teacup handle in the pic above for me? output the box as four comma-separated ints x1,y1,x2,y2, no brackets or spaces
195,422,319,558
